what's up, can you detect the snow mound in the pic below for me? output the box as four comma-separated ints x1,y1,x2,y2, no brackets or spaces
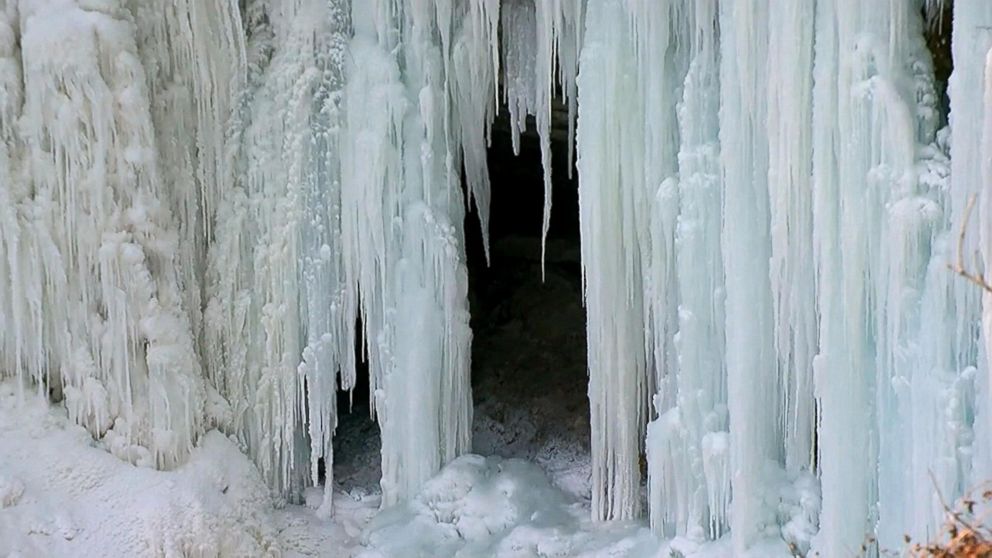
360,454,657,558
0,382,278,557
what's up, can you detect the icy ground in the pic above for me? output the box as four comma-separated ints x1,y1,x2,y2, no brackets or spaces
0,379,745,557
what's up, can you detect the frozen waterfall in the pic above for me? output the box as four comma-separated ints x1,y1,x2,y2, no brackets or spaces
2,0,992,554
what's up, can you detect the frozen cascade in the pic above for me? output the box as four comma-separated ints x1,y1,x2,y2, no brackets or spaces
2,0,992,554
205,0,354,500
0,0,209,469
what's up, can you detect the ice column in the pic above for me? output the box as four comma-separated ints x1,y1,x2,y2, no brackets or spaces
346,0,475,506
645,0,731,540
718,0,780,550
577,0,652,521
204,0,352,497
811,1,940,553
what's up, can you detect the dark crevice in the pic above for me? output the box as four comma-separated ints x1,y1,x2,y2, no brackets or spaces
465,102,592,499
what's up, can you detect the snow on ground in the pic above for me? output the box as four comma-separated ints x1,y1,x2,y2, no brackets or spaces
0,373,798,557
357,454,656,558
0,381,279,557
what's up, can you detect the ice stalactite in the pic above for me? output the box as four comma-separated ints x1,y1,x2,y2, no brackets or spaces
1,0,205,469
346,0,484,506
450,0,500,263
577,0,650,521
501,0,537,160
500,0,583,271
811,1,950,554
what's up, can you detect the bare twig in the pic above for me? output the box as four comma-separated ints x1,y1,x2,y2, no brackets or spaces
910,473,992,557
948,194,992,294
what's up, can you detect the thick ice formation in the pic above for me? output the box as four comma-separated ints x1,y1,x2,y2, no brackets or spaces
2,0,992,554
576,0,990,553
0,0,212,470
809,2,945,553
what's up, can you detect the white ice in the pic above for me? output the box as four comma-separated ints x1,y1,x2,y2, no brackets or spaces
2,0,992,556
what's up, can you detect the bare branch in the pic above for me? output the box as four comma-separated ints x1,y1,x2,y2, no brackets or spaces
948,193,992,294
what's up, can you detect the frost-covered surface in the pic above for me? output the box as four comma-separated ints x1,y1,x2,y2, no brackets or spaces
2,0,992,555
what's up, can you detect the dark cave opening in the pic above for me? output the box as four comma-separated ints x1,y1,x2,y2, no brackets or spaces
329,324,381,495
464,101,592,500
326,101,590,499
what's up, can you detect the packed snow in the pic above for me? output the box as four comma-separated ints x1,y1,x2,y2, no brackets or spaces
0,379,753,557
2,0,992,556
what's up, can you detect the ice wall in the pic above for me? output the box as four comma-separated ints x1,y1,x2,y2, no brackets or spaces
3,0,992,554
575,0,990,553
0,0,490,510
0,0,214,470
